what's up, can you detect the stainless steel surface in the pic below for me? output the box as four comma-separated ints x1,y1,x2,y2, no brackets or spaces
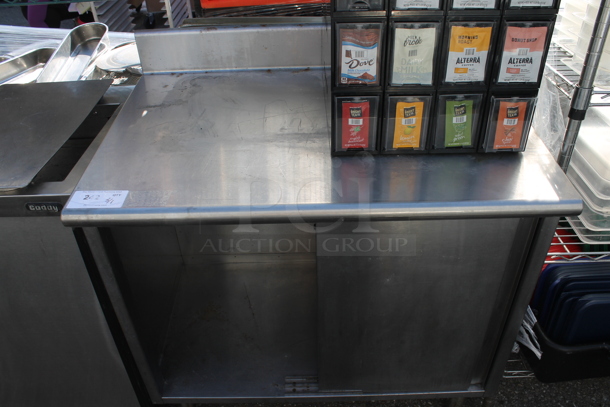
484,216,561,394
0,25,134,58
0,48,54,84
0,90,139,406
135,23,330,73
559,120,584,171
0,85,134,217
318,218,535,393
62,69,580,226
36,23,109,83
83,226,164,404
0,217,139,407
95,42,140,73
0,80,111,191
167,226,317,399
0,26,65,57
558,0,610,170
182,16,329,27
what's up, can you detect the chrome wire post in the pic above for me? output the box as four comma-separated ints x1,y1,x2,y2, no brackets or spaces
558,0,610,171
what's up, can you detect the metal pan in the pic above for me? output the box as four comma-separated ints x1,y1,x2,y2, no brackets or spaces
0,48,55,85
94,42,140,73
36,23,109,83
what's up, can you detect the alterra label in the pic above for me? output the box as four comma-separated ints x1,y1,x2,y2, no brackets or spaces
445,25,492,83
392,27,436,85
498,26,548,83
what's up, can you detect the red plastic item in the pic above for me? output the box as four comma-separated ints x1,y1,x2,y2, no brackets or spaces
201,0,327,9
543,227,583,270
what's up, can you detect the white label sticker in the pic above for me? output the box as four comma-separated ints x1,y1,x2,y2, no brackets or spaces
395,0,440,8
452,0,496,8
68,190,129,209
509,0,553,6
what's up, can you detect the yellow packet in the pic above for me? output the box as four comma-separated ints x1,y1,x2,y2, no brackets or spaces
393,101,424,149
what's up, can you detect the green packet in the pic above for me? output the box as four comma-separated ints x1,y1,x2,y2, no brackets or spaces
445,99,473,147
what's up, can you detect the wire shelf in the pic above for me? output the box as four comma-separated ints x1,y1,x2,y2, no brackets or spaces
545,219,610,263
545,43,610,106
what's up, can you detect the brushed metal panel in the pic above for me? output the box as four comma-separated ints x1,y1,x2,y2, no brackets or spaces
135,23,330,73
109,226,184,391
161,256,317,399
0,217,138,407
317,218,526,393
0,80,111,191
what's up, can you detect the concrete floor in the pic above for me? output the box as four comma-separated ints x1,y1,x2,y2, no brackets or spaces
190,362,610,407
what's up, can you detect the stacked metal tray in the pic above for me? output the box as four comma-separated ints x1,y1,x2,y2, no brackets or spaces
0,23,110,85
0,48,55,84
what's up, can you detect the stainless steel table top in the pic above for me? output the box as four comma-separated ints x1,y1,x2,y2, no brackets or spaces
61,67,581,226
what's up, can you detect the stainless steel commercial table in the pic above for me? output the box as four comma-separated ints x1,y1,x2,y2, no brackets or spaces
61,23,583,404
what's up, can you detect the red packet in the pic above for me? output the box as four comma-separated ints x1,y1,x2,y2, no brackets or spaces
341,101,370,149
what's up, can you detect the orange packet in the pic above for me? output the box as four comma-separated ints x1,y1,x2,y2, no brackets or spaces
493,101,527,149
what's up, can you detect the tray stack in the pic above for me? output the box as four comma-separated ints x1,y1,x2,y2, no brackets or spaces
522,263,610,383
566,131,610,244
330,0,559,155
